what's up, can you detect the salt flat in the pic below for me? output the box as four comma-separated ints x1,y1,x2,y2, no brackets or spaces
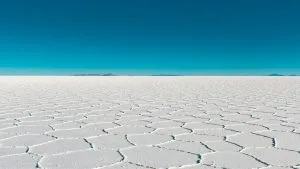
0,76,299,169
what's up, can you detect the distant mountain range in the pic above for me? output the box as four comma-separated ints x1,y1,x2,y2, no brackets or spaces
268,73,297,76
72,73,298,76
73,73,182,76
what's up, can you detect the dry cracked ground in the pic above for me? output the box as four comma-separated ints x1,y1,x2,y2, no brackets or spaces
0,76,299,169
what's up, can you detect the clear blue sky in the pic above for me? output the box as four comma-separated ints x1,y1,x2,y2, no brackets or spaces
0,0,299,75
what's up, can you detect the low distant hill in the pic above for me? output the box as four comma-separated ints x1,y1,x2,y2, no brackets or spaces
268,73,285,76
73,73,116,76
151,74,181,76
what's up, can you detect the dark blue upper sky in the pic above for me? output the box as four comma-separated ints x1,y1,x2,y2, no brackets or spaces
0,0,299,75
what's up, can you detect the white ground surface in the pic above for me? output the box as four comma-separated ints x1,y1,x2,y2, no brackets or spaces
0,76,299,169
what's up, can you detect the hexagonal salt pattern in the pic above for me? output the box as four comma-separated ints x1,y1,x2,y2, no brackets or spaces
0,76,299,169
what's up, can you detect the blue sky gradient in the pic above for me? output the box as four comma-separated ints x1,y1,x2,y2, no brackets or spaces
0,0,299,75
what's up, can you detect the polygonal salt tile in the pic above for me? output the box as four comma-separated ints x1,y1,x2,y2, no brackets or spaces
55,115,86,122
282,122,300,128
0,118,23,124
30,138,91,155
0,132,17,140
177,164,222,169
0,113,26,119
18,116,52,122
242,147,300,167
159,140,212,154
183,123,222,130
147,121,183,128
122,146,199,168
202,104,221,112
208,119,240,126
118,115,148,121
173,117,208,123
88,135,132,149
254,106,276,113
51,122,81,130
227,133,273,148
18,120,62,126
204,140,242,152
153,127,191,135
267,124,295,132
100,162,149,169
79,115,116,123
0,123,14,129
260,166,293,169
40,149,122,169
89,110,119,116
0,147,27,157
0,134,55,147
0,154,37,169
176,133,221,142
159,114,191,119
48,128,106,138
249,119,283,126
250,113,285,121
202,152,266,169
106,126,154,134
194,128,238,137
0,125,53,135
83,122,118,130
127,133,173,146
115,120,151,126
286,116,300,123
142,117,172,123
257,130,300,151
28,110,59,116
222,115,258,123
225,124,268,133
